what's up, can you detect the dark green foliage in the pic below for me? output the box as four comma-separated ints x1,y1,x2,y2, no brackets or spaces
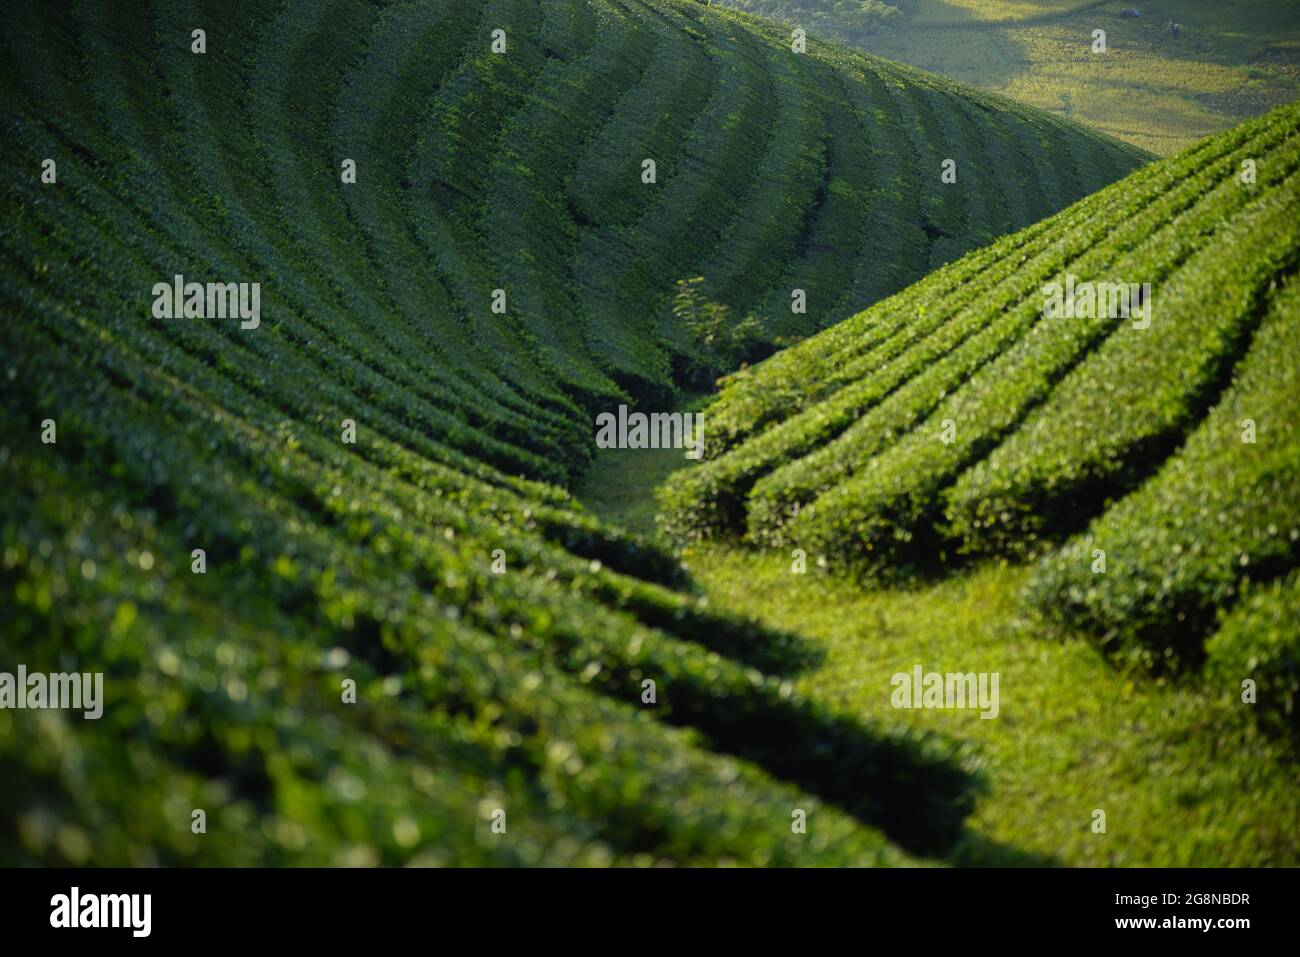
2,0,1144,865
661,103,1300,726
1027,270,1300,672
672,277,764,388
659,109,1276,547
1206,572,1300,740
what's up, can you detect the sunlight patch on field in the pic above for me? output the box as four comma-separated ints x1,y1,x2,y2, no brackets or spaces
911,0,1100,27
685,545,1300,866
845,0,1300,154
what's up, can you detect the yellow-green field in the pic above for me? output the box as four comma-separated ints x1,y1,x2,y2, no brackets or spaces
725,0,1300,154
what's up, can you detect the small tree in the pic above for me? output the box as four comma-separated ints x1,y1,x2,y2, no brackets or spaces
672,277,763,388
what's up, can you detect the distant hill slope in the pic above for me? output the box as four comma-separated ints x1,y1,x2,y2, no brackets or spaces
2,0,1145,484
0,0,1147,865
661,102,1300,728
717,0,1300,155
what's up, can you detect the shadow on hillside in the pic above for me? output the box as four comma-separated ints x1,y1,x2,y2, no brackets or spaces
951,830,1061,867
567,411,1056,863
626,667,989,858
641,651,1053,864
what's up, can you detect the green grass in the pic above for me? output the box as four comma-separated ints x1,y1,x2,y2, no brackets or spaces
580,455,1300,866
687,548,1300,866
577,445,700,540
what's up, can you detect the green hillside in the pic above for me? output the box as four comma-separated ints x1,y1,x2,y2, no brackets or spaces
718,0,1300,154
661,101,1300,733
0,0,1148,866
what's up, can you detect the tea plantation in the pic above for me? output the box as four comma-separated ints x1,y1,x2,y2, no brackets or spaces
0,0,1150,865
661,101,1300,736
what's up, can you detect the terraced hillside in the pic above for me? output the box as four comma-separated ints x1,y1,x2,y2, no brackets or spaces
2,0,1147,478
0,0,1150,866
661,101,1300,732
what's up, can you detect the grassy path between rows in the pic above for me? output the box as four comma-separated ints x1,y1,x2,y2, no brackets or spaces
575,441,1300,866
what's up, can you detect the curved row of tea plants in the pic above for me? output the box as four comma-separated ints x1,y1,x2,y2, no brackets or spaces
658,111,1272,541
662,103,1300,732
1027,272,1300,682
1,0,1142,864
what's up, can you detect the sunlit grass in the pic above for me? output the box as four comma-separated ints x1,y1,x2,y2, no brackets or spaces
762,0,1300,155
579,445,1300,866
688,547,1300,866
912,0,1092,26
